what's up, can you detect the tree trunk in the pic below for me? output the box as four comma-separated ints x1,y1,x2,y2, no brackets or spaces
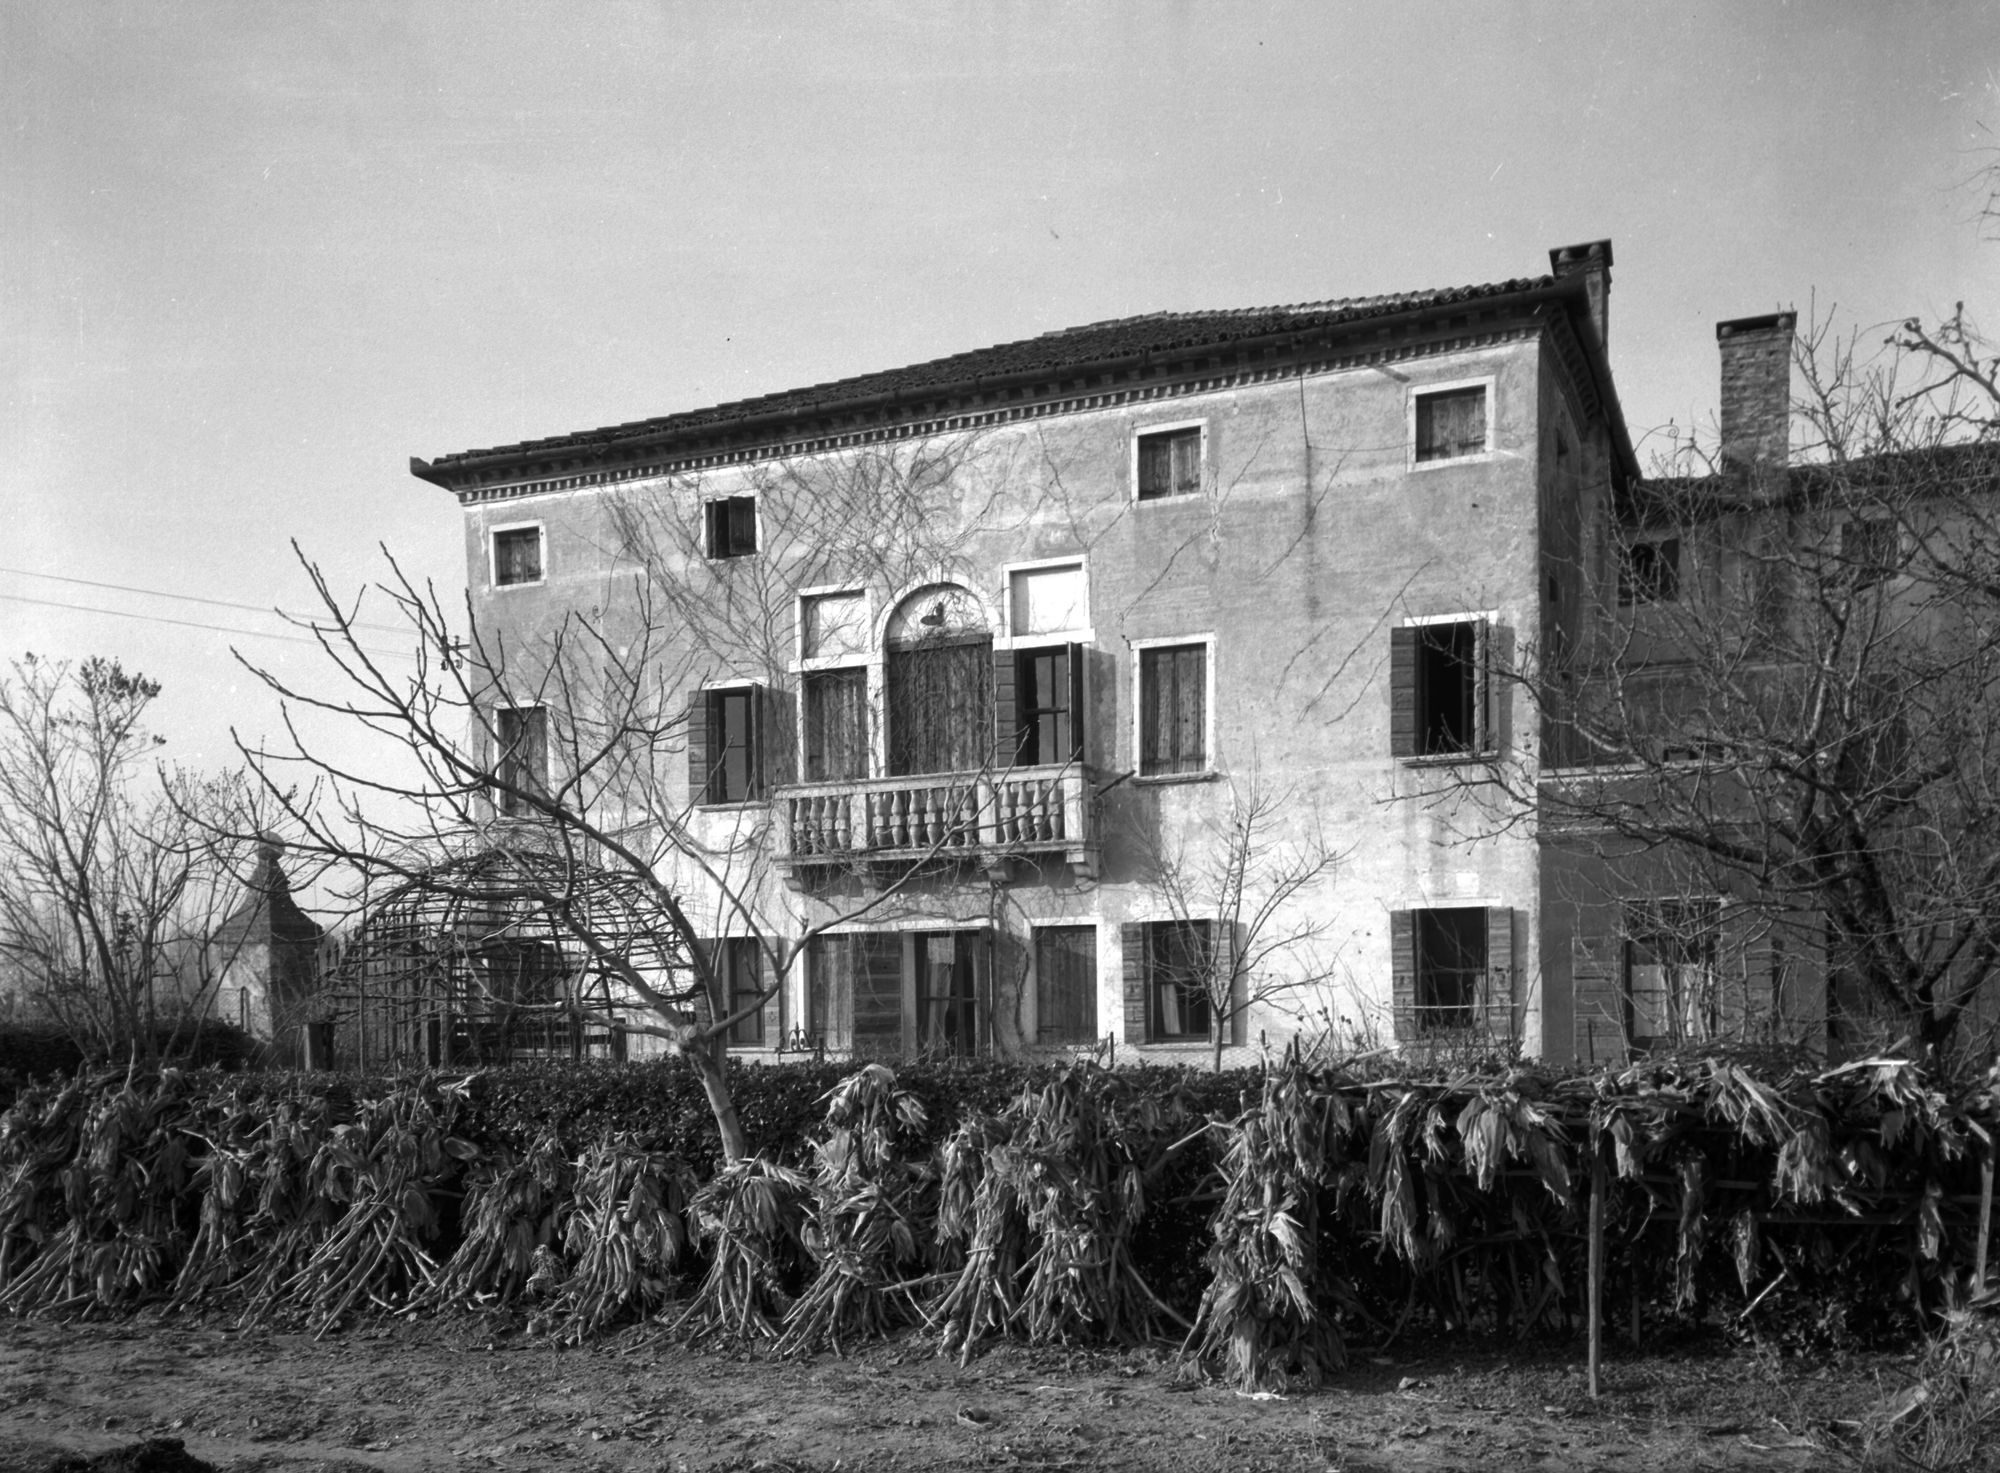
684,1038,750,1162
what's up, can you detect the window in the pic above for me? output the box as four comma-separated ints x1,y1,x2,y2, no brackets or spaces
1390,620,1489,760
1138,642,1207,776
1136,425,1201,500
1144,920,1212,1041
916,931,982,1056
807,933,902,1054
1035,926,1098,1046
1390,906,1513,1039
1623,901,1718,1046
491,526,544,587
704,496,758,559
1414,385,1489,463
690,686,761,804
1618,537,1681,605
714,937,767,1048
493,707,547,815
888,638,992,776
1008,645,1083,767
1842,517,1900,590
803,668,869,782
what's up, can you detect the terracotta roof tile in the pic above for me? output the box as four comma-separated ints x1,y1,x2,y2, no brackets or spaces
424,274,1557,474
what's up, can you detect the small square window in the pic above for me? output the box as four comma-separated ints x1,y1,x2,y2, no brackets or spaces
1138,643,1207,776
492,527,543,586
1618,537,1681,605
1841,517,1900,590
1414,386,1489,463
1136,426,1201,500
705,496,758,559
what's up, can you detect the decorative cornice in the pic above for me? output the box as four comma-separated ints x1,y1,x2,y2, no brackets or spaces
449,320,1548,506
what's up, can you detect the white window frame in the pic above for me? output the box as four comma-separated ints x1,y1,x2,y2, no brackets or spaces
998,555,1094,650
1130,632,1217,783
488,520,547,590
1130,418,1208,503
1407,376,1497,470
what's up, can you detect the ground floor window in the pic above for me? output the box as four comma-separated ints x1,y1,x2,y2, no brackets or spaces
1146,920,1213,1040
1035,925,1097,1045
1623,900,1719,1046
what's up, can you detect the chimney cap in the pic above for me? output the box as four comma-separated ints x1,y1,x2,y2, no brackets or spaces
1549,239,1613,272
1716,311,1797,340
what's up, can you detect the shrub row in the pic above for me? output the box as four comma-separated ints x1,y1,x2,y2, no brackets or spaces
0,1052,1993,1386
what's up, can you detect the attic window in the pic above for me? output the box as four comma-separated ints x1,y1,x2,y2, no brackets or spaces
1136,425,1202,500
1618,538,1681,605
1414,385,1490,463
705,497,758,559
492,526,544,587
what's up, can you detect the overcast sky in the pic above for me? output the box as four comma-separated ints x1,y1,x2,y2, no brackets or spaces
6,1,1999,777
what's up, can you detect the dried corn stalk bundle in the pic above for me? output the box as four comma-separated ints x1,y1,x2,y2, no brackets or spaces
532,1135,692,1343
169,1083,279,1309
0,1074,90,1291
1188,1060,1355,1390
777,1064,933,1357
420,1131,570,1313
932,1064,1187,1364
0,1070,196,1315
673,1156,811,1345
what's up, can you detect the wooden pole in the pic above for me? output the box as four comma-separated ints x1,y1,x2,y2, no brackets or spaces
1977,1136,1994,1297
1588,1127,1605,1400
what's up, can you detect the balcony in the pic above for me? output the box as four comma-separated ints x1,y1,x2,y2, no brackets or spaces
775,765,1098,885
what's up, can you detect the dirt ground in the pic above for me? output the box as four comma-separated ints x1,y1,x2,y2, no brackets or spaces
0,1312,1902,1472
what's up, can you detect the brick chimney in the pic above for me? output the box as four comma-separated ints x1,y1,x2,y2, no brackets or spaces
1716,312,1795,473
1549,240,1612,353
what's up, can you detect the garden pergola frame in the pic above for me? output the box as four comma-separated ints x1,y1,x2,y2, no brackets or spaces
324,846,693,1070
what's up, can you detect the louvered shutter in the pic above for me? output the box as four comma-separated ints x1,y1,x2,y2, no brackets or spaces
1066,642,1086,762
686,690,712,803
993,647,1018,769
1475,619,1499,755
690,937,717,1031
1390,909,1416,1040
1121,923,1148,1043
759,684,796,791
852,933,903,1056
1483,907,1514,1040
729,496,757,555
1389,627,1419,758
1219,921,1246,1046
759,945,784,1047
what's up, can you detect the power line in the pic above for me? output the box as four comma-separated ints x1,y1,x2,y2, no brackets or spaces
0,565,414,637
0,591,415,661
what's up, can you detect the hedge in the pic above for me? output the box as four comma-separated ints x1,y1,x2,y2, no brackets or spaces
0,1051,1993,1388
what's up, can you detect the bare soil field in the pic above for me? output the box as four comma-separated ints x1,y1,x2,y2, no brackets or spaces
0,1313,1906,1473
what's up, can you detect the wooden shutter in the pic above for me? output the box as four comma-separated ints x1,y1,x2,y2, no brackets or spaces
759,684,796,791
760,945,785,1047
1218,921,1246,1046
1066,642,1086,762
1482,907,1514,1040
689,937,717,1031
686,689,712,803
1389,627,1418,759
1390,909,1416,1040
1474,619,1496,755
993,647,1018,769
1121,923,1148,1043
703,501,723,558
729,496,757,555
852,933,903,1056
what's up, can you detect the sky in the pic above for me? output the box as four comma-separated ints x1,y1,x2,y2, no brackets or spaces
6,0,2000,783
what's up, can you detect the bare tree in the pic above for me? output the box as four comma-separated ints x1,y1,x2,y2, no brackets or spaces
1139,773,1345,1071
0,655,271,1058
1517,307,2000,1058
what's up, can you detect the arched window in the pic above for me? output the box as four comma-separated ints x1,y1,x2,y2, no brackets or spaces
885,584,992,776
